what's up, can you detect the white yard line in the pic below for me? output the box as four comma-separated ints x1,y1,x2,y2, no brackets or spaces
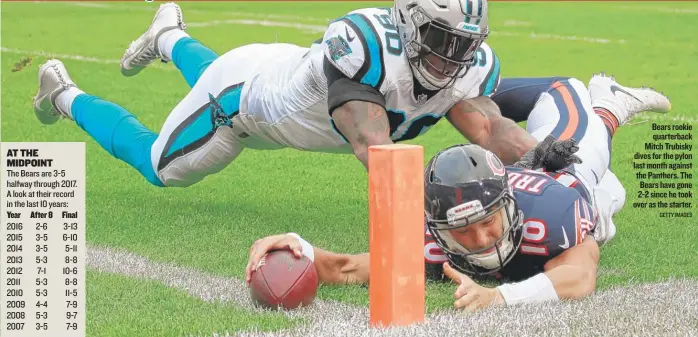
616,5,698,14
503,20,531,27
492,31,626,44
2,47,120,65
57,2,113,9
629,113,698,125
1,47,174,71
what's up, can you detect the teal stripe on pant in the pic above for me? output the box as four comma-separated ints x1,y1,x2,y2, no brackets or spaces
171,37,219,88
72,94,164,187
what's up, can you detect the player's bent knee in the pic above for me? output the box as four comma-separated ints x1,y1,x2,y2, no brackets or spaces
157,128,244,187
561,77,592,104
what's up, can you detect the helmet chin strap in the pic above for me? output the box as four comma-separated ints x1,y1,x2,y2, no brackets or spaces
410,62,455,91
468,234,512,269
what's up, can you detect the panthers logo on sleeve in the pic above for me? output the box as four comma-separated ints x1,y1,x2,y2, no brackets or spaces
322,9,396,92
325,35,353,62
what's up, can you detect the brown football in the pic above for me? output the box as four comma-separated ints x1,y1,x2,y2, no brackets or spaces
249,249,318,310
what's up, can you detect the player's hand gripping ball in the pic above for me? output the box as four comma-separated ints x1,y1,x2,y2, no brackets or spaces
248,249,319,310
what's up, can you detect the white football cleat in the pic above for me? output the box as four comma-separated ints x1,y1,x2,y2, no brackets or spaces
120,2,186,77
32,59,76,125
588,73,672,125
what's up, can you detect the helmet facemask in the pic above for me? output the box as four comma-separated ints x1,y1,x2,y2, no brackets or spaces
399,4,488,90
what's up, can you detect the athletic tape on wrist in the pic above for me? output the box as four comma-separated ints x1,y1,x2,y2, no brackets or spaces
287,233,315,262
496,273,559,306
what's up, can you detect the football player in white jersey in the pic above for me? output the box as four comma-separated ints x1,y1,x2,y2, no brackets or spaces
32,0,539,188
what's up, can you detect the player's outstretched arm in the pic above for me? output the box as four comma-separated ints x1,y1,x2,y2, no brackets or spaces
443,236,599,312
321,19,394,169
447,96,538,165
332,101,393,169
539,236,600,299
492,234,599,310
324,56,393,169
245,233,369,285
313,246,370,285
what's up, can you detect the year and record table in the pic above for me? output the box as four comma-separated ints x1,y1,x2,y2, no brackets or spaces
1,142,86,337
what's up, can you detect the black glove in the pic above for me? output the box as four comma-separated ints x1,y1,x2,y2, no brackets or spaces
512,135,582,171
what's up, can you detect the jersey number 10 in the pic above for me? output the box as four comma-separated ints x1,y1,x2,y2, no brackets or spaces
520,219,549,256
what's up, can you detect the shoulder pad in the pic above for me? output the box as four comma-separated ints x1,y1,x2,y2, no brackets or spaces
455,42,501,99
323,11,387,89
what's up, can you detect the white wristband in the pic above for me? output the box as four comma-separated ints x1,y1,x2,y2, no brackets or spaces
287,233,315,262
496,273,559,306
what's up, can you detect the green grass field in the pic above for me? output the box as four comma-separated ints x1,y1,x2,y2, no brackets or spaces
1,1,697,336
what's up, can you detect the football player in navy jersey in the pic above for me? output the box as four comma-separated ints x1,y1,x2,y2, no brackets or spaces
247,142,599,311
245,73,671,311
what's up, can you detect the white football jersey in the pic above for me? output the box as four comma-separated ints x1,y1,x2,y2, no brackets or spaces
236,7,501,152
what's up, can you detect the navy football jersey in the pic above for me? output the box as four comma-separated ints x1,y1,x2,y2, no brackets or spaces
424,166,597,282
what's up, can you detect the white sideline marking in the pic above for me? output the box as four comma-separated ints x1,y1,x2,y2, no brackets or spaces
492,31,626,44
659,7,698,14
1,47,174,71
616,6,698,14
630,113,698,125
503,20,531,27
59,2,112,9
86,245,698,337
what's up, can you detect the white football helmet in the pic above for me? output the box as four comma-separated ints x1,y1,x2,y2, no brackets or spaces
393,0,490,90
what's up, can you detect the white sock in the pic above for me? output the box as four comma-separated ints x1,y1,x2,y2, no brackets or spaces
55,87,85,119
158,30,190,61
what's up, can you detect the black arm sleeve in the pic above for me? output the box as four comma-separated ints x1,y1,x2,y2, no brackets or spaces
324,56,386,116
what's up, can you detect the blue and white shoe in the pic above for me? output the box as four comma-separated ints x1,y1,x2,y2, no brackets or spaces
120,2,186,77
32,59,75,125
